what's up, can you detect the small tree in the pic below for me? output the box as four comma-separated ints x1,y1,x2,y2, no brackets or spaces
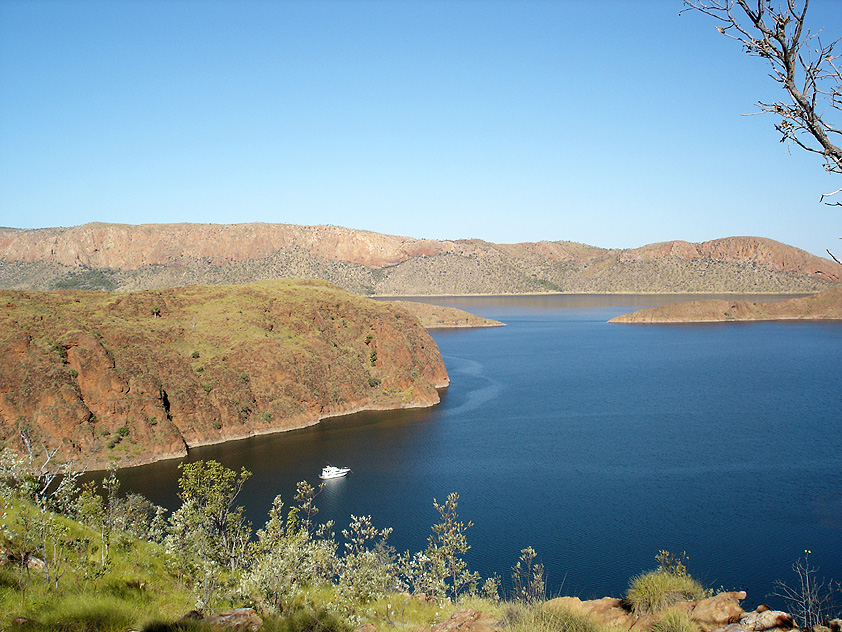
511,546,546,604
337,514,396,608
175,459,252,572
242,492,338,615
0,430,83,591
422,492,480,602
165,460,252,610
683,0,842,262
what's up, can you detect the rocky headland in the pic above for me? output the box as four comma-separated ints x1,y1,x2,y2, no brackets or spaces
0,279,452,469
609,286,842,323
388,301,504,328
1,223,839,295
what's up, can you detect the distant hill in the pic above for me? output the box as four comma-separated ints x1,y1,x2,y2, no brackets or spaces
609,285,842,323
0,279,448,469
1,223,839,294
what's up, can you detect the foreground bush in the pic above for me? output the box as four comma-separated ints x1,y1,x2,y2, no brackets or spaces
626,571,709,615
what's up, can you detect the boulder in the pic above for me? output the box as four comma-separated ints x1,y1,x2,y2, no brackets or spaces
546,596,638,629
739,610,795,631
691,592,747,631
10,617,35,627
430,609,501,632
202,608,264,632
711,625,749,632
179,610,203,621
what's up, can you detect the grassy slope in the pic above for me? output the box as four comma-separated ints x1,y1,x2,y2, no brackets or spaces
0,499,192,631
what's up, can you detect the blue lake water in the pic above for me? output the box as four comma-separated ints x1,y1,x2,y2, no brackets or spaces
115,295,842,608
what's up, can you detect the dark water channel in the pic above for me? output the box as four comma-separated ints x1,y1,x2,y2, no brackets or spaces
113,294,842,608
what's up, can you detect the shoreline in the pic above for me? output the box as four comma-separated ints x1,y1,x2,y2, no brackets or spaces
86,385,449,472
375,290,818,298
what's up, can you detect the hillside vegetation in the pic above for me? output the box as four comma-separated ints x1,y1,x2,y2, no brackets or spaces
0,279,448,469
2,458,834,632
1,223,839,294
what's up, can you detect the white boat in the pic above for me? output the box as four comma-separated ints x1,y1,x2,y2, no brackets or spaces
319,465,351,480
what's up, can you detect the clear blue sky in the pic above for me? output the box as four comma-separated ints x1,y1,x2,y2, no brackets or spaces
1,0,840,257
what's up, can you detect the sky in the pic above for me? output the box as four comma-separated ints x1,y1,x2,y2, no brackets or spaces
1,0,841,257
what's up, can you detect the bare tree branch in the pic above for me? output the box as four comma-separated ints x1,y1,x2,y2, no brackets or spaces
682,0,842,184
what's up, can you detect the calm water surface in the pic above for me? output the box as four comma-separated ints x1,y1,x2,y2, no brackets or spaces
115,295,842,607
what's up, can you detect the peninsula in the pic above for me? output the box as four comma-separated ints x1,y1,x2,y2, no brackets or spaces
609,286,842,323
0,279,457,469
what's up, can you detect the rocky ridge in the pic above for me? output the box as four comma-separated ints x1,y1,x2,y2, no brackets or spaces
1,223,839,294
0,279,449,469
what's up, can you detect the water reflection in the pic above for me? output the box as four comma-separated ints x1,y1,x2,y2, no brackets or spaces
114,403,446,525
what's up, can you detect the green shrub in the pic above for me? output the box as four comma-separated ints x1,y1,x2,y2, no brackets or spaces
51,343,68,363
191,351,200,359
506,603,613,632
259,411,272,422
261,608,351,632
650,608,701,632
626,571,709,615
142,621,209,632
202,383,213,394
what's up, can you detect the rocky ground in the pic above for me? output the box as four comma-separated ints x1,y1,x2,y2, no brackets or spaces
165,592,842,632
